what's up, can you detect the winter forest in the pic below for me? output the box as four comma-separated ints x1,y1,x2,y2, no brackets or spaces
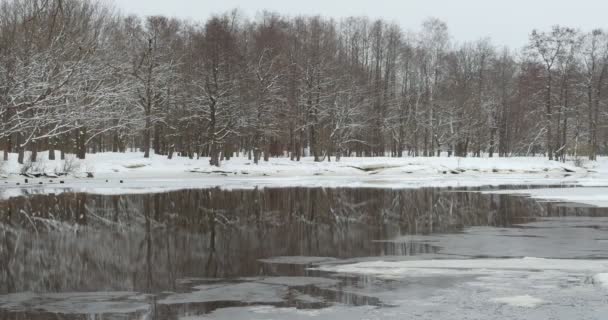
1,0,607,167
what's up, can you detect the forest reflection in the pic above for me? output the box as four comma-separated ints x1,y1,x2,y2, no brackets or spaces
0,187,601,295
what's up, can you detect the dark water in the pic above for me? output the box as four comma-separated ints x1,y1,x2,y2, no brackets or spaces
0,187,606,319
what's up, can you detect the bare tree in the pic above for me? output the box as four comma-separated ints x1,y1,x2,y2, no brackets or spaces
125,15,179,158
1,3,608,163
581,30,608,160
528,26,577,160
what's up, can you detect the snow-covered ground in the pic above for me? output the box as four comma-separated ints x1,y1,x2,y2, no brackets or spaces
0,151,592,177
1,151,608,200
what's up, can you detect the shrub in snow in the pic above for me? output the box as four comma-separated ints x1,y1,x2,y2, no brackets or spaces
573,157,587,168
0,160,6,177
84,162,95,174
21,157,47,175
20,159,33,175
56,155,81,175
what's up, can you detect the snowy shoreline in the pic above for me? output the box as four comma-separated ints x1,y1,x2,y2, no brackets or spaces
1,152,608,202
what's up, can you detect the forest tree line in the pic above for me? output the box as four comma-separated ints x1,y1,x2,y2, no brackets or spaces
1,0,607,166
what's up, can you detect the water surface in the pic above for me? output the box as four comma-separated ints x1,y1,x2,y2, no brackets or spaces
0,186,606,319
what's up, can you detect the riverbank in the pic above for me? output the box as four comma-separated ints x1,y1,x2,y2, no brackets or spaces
1,152,608,200
0,151,599,177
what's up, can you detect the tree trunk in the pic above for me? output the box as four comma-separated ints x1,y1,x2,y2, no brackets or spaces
112,131,119,153
30,143,37,162
489,127,496,158
253,148,260,165
3,136,10,161
77,127,87,160
264,144,270,162
209,144,219,167
144,114,151,158
153,124,161,155
17,134,24,165
48,137,56,161
546,73,553,160
167,145,174,160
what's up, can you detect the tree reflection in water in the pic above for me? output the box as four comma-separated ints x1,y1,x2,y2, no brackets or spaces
0,186,603,319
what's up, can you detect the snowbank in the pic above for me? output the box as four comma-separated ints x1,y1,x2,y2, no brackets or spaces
0,152,608,199
0,151,588,177
1,152,608,198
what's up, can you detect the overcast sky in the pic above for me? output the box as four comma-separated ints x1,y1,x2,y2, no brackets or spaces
113,0,608,49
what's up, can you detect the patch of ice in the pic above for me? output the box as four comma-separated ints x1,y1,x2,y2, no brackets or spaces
314,258,608,278
491,295,545,308
258,256,339,265
253,276,340,287
294,292,324,303
159,282,287,305
179,305,376,320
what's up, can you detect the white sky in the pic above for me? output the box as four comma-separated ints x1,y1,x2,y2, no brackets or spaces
112,0,608,49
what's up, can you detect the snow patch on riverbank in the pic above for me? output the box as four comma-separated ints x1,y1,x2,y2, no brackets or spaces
1,152,607,199
0,151,589,177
